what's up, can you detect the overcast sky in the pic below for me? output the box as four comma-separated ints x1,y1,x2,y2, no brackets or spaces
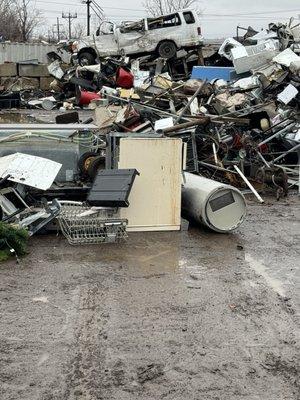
35,0,300,38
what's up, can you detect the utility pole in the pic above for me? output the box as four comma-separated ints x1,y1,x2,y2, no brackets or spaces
83,0,92,36
88,0,92,36
82,0,104,36
53,17,63,41
62,12,78,39
57,17,61,41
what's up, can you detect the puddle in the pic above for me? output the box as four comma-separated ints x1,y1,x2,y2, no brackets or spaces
245,253,285,297
65,232,182,271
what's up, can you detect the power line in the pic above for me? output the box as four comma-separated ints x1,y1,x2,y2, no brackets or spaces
34,1,300,15
203,8,300,17
35,0,145,12
90,4,103,20
37,4,299,26
34,0,300,21
36,8,300,22
92,0,104,15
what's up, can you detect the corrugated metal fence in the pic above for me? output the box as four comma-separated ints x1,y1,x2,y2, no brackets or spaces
0,42,67,64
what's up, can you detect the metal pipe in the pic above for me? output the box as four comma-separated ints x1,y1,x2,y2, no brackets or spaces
256,151,270,168
175,81,205,124
144,83,185,105
106,94,254,125
162,118,210,134
270,143,300,164
106,93,184,119
198,161,239,175
258,122,295,146
234,165,264,203
212,143,218,165
274,164,299,174
255,117,293,136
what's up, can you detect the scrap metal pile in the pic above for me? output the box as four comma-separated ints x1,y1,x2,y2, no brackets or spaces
0,19,299,259
45,19,298,201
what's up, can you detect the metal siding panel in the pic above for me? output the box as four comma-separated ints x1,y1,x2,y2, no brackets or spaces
0,43,68,64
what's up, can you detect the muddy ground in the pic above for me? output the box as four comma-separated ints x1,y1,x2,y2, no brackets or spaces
0,196,299,400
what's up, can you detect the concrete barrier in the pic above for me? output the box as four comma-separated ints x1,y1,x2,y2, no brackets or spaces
18,64,50,77
0,63,17,77
0,63,53,91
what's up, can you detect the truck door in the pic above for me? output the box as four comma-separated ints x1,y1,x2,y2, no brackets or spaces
93,22,119,56
116,19,149,55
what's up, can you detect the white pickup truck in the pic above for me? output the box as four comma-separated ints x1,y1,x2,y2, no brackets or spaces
71,10,203,65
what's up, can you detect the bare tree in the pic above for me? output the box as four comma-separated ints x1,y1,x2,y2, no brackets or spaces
0,0,19,41
13,0,42,42
73,22,86,39
144,0,200,16
36,26,57,44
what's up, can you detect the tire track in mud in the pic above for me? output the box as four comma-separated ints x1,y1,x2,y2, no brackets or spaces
65,281,110,400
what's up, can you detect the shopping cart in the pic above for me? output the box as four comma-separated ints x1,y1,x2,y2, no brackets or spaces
57,202,128,245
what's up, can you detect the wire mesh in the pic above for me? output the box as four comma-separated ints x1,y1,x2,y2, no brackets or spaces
57,203,128,245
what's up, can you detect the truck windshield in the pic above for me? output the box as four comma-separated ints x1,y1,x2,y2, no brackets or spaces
147,13,181,30
96,22,114,36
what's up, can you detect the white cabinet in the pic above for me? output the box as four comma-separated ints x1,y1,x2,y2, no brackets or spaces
118,137,182,231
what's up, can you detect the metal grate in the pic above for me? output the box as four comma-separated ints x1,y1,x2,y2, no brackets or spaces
57,203,128,245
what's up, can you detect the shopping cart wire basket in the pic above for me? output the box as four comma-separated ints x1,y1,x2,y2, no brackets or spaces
57,202,128,245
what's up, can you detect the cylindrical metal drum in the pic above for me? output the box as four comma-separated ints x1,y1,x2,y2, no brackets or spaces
182,172,247,233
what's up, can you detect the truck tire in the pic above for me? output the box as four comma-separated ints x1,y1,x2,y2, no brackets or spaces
78,152,97,176
157,41,177,59
78,52,96,66
87,156,106,180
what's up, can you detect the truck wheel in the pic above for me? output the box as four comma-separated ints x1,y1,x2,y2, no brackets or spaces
78,52,96,66
157,41,177,59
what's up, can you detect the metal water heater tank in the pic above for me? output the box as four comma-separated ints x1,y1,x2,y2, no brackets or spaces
182,172,247,233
